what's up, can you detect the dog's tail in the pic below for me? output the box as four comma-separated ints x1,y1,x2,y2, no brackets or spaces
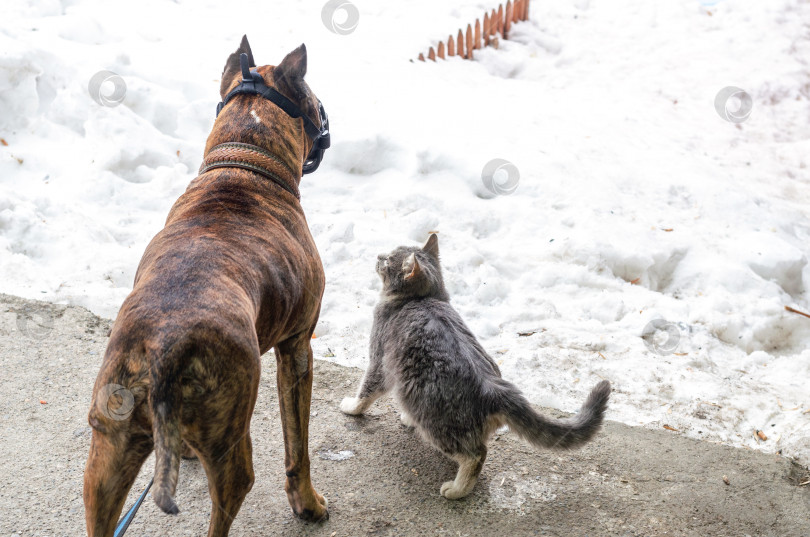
149,337,196,515
492,379,610,450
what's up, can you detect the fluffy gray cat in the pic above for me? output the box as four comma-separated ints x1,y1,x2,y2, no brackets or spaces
340,234,611,499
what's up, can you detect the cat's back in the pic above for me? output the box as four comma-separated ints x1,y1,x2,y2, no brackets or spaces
378,296,499,379
381,296,460,342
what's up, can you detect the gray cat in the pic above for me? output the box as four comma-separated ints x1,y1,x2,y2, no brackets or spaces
340,234,611,499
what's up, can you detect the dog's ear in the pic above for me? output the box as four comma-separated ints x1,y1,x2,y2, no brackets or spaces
220,35,255,99
274,44,308,98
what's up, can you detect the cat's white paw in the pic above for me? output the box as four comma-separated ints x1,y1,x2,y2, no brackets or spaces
400,411,416,427
440,481,469,500
340,397,363,415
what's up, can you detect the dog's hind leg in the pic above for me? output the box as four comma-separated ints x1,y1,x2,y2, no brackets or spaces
185,347,259,537
181,441,198,460
196,434,255,537
275,332,328,521
84,426,153,537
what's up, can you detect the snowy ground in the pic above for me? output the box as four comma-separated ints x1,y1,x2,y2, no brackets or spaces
2,0,809,466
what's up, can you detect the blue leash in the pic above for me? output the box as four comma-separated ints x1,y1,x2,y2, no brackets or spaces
114,477,154,537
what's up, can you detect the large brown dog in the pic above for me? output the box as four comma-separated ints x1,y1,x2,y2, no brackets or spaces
83,36,329,536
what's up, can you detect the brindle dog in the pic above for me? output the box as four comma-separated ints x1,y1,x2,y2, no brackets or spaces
83,36,329,537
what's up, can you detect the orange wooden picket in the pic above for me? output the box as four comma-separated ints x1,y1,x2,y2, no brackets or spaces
417,0,531,62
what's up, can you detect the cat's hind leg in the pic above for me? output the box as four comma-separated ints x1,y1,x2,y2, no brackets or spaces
440,447,487,500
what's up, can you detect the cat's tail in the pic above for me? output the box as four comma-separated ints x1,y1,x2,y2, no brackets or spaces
493,379,611,450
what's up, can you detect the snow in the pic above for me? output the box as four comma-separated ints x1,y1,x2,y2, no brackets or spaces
318,449,355,462
2,0,810,465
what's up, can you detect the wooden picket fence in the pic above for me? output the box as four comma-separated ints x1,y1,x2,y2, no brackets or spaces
417,0,531,62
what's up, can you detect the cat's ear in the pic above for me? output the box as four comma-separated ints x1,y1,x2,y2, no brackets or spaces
422,234,439,259
403,253,422,280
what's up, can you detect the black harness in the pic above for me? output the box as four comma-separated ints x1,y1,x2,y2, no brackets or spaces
216,53,330,175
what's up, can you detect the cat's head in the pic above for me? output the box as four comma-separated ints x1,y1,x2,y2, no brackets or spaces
376,234,447,299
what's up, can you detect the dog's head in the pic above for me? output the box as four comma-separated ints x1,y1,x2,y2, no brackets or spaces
212,35,328,175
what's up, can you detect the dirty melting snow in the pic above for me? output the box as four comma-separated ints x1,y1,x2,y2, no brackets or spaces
1,0,809,465
318,449,355,462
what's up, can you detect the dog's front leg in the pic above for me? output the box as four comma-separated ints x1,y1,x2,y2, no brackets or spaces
275,332,328,522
